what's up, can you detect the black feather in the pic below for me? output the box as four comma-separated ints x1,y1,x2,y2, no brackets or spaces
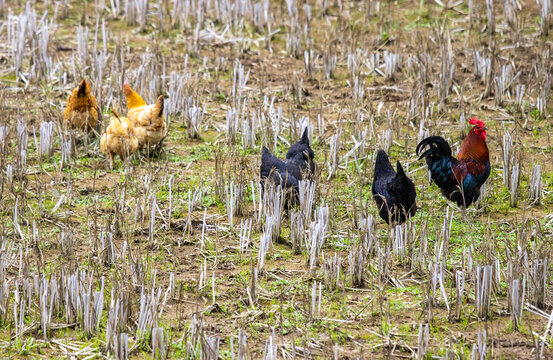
416,136,452,161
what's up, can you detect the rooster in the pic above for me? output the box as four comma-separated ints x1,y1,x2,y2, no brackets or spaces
100,108,139,168
62,79,99,132
372,150,417,225
416,118,490,208
123,82,167,148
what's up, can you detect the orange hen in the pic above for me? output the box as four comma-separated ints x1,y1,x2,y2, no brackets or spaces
123,83,167,148
100,108,139,168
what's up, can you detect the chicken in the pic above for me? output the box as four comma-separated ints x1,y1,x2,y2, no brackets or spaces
416,118,490,208
372,150,417,225
259,130,316,205
123,83,167,148
100,108,139,168
284,129,316,181
260,146,300,195
62,79,99,132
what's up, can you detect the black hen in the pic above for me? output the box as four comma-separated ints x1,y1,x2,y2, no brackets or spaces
260,147,300,194
372,150,417,225
260,129,315,201
284,129,316,180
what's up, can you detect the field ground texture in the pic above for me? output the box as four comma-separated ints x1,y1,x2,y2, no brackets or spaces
1,0,553,358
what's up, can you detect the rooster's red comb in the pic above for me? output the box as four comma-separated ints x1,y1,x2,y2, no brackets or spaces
469,118,485,128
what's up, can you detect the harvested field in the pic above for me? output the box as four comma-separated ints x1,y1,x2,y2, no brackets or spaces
0,0,553,358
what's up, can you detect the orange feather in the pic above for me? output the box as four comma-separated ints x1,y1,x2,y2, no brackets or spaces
123,83,147,109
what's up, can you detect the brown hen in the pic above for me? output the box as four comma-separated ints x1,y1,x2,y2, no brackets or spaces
62,79,99,132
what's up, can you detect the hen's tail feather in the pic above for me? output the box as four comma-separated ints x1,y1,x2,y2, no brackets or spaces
396,161,406,176
262,146,272,159
110,107,122,122
374,150,395,177
78,79,88,97
154,95,164,117
300,128,309,144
